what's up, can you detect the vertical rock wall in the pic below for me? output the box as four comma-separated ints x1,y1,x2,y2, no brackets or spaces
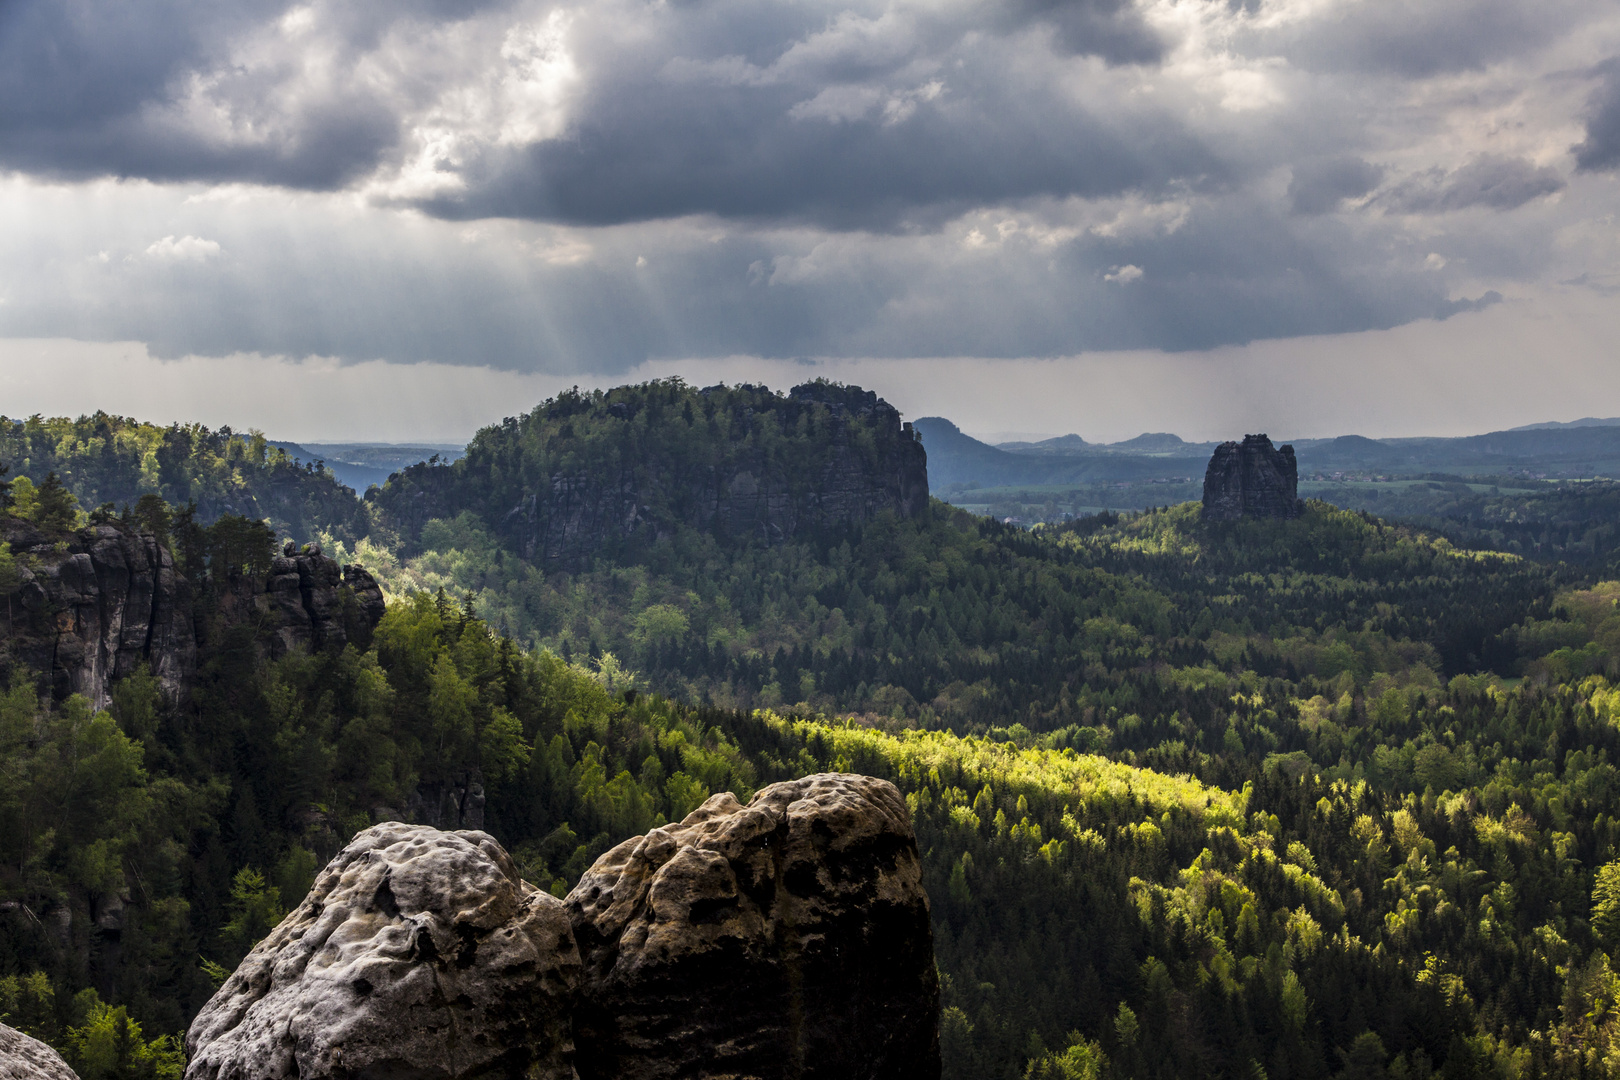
1,525,386,708
1201,434,1305,521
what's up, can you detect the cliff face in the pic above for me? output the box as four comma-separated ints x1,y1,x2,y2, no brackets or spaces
185,774,941,1080
371,382,929,572
1202,434,1305,521
1,524,385,708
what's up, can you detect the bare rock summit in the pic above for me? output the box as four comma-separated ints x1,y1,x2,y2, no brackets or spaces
1202,434,1305,521
185,823,580,1080
568,773,941,1080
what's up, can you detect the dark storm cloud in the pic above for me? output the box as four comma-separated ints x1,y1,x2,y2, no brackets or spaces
0,185,1504,371
1575,59,1620,172
1379,156,1565,214
0,0,448,188
0,0,1613,373
1004,0,1161,63
1258,0,1592,77
422,74,1222,229
1288,158,1384,215
0,0,1179,221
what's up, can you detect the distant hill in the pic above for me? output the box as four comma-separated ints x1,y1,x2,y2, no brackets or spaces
273,442,466,494
996,433,1090,454
0,412,370,542
915,418,1206,489
1293,426,1620,476
996,431,1219,457
372,381,928,569
1510,417,1620,431
1103,432,1216,455
923,417,1620,493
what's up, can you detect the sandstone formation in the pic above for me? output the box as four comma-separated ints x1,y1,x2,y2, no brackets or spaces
185,824,581,1080
0,1024,78,1080
1202,434,1305,521
2,521,197,707
371,383,930,573
187,776,941,1080
219,542,387,660
568,773,941,1080
0,524,386,708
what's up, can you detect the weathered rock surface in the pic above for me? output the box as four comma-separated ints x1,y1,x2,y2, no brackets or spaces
1,524,386,707
372,383,929,573
1202,434,1305,521
188,776,941,1080
567,773,941,1080
0,1023,78,1080
185,823,580,1080
2,521,196,707
218,542,387,659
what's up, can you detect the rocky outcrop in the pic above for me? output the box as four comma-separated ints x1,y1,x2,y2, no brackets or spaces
1,524,386,708
185,824,580,1080
0,1024,78,1080
1202,434,1305,521
568,773,940,1080
188,776,941,1080
2,521,196,707
217,542,387,660
371,382,929,573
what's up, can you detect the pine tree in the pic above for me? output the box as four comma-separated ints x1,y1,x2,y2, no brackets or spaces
32,472,78,532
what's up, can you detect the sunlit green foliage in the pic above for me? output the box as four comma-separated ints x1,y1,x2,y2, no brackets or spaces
0,412,368,542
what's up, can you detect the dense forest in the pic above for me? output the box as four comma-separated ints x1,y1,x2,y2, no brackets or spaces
0,413,368,545
11,387,1620,1079
330,499,1563,735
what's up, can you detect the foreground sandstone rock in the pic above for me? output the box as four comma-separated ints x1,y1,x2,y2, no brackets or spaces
1202,434,1305,521
185,824,580,1080
186,775,940,1080
0,1024,78,1080
568,773,940,1080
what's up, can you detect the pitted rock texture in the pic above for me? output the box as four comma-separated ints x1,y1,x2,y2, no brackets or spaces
1202,434,1305,521
184,824,581,1080
1,523,386,707
0,1023,79,1080
567,773,941,1080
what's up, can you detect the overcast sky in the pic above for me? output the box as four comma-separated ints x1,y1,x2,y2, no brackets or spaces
2,0,1618,442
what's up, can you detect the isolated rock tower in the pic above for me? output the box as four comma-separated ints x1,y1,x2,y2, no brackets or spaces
1202,434,1305,520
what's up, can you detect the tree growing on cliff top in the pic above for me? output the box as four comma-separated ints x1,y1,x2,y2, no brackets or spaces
30,473,79,533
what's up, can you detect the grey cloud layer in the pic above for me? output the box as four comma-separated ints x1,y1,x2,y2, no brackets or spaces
0,0,1192,223
1,0,1618,368
1576,59,1620,171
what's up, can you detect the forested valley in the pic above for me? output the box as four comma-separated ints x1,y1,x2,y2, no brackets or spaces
10,389,1620,1079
